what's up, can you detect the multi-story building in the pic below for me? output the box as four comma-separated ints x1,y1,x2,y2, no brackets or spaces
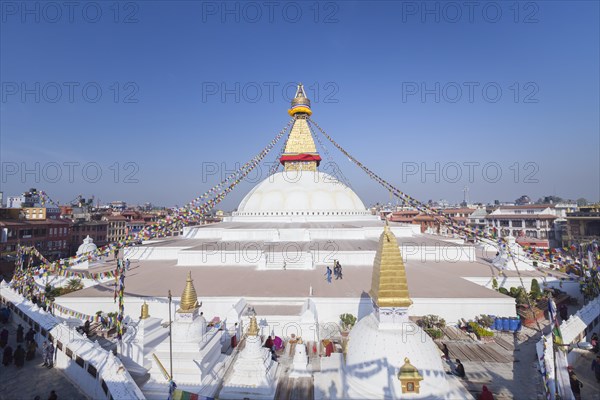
102,214,128,243
564,204,600,245
485,204,558,247
0,218,72,259
467,208,489,231
70,220,109,254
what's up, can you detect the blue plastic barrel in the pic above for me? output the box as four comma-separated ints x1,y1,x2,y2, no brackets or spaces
509,318,519,332
502,317,510,331
515,319,522,331
494,317,503,331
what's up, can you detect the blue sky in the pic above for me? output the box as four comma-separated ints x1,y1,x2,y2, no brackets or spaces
1,1,598,209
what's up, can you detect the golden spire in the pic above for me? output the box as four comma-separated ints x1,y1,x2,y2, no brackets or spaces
247,315,259,336
280,83,321,172
178,271,200,313
369,223,413,308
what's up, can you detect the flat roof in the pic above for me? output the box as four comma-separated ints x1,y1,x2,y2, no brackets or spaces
61,258,514,300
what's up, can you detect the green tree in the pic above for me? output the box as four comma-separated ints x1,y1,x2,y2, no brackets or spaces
530,279,542,300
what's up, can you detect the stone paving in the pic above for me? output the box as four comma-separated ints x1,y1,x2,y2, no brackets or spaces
571,346,600,399
0,322,87,400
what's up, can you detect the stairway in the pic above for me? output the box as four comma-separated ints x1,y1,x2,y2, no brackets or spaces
263,251,313,270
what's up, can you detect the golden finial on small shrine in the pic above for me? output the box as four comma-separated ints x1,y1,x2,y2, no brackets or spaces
247,315,259,336
140,301,149,319
178,271,200,313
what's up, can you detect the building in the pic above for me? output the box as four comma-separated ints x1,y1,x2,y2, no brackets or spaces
468,207,489,232
102,214,128,243
485,205,558,247
70,220,108,254
0,218,71,259
565,204,600,244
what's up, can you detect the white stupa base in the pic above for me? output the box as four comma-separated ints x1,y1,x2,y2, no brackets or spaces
289,342,311,378
219,337,278,400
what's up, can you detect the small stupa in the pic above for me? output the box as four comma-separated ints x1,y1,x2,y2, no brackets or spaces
342,223,451,398
219,314,278,400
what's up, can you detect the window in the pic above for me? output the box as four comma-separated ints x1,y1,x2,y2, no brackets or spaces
76,355,84,367
512,220,522,228
87,364,97,378
65,347,73,358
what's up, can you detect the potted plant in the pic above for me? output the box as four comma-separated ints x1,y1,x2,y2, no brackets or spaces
339,313,357,337
468,321,494,342
417,314,446,340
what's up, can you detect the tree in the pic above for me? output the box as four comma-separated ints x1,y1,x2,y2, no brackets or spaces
65,278,83,292
530,279,542,300
515,195,531,205
576,198,588,206
536,195,564,205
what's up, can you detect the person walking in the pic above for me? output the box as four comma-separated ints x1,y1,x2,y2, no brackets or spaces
592,355,600,383
2,345,13,366
47,390,58,400
337,261,343,279
0,328,8,348
325,266,332,284
16,324,24,343
125,258,131,271
13,344,25,368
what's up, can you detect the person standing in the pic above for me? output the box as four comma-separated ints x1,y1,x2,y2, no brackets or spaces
478,385,494,400
333,261,340,280
592,355,600,383
2,345,13,366
442,343,450,359
48,390,58,400
125,258,131,271
26,340,37,361
569,369,583,400
337,261,343,279
325,266,332,284
13,344,25,368
45,341,55,368
16,324,24,343
41,341,48,366
25,327,35,344
0,328,8,348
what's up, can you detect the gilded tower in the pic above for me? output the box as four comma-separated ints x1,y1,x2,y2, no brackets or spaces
370,222,413,327
279,83,322,172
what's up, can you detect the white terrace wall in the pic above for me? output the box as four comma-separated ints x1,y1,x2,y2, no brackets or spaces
0,282,144,400
560,296,600,364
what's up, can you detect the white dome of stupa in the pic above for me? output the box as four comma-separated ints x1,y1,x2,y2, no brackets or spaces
234,171,369,218
76,235,97,256
344,313,449,399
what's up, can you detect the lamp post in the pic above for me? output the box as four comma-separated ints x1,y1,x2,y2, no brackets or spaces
168,289,173,380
